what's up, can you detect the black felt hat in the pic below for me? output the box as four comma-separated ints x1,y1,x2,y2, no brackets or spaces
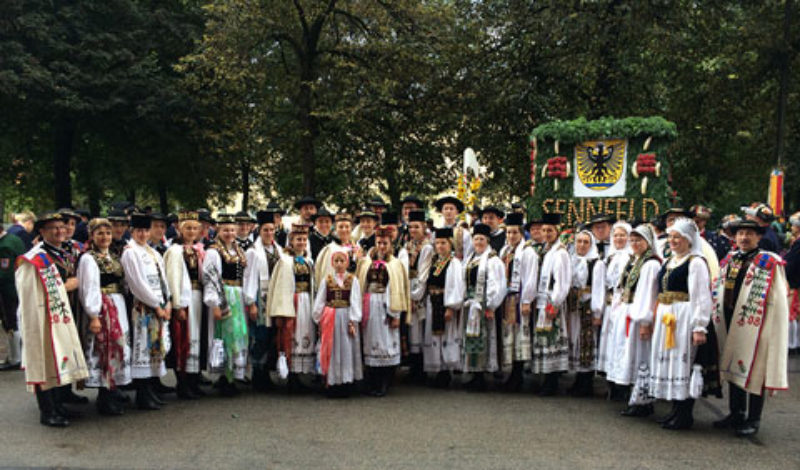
265,201,286,216
150,212,168,222
479,205,505,219
312,207,334,222
256,211,275,226
34,212,64,233
400,194,424,207
57,208,81,222
380,211,399,225
294,196,322,210
408,210,426,223
541,213,562,226
585,213,616,227
472,223,492,238
368,196,388,208
505,212,524,227
130,212,152,229
728,219,767,235
357,208,379,221
434,196,464,213
434,227,454,239
216,213,237,225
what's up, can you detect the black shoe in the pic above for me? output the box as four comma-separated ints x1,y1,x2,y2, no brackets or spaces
662,414,693,430
713,413,746,429
199,374,213,385
656,402,679,424
36,388,70,427
287,374,311,394
109,388,131,404
735,420,760,437
59,387,89,405
434,371,451,389
146,385,166,406
0,362,21,371
464,374,487,392
96,389,125,416
539,374,559,397
621,404,654,417
136,384,161,411
188,375,207,397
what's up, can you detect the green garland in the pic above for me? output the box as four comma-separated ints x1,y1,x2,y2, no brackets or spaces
530,116,677,144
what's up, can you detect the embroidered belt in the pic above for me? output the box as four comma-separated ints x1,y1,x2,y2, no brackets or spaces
326,300,350,308
368,283,386,294
658,291,689,304
428,287,445,295
101,284,122,294
295,281,310,292
223,279,242,287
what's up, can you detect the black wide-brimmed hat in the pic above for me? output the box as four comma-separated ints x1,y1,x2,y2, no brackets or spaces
434,196,464,213
585,213,616,227
150,212,168,222
479,205,505,219
312,207,334,222
728,219,767,235
367,196,388,208
265,201,286,216
34,212,64,232
400,195,424,207
357,208,379,221
57,208,81,222
662,207,693,218
216,213,237,225
294,196,322,210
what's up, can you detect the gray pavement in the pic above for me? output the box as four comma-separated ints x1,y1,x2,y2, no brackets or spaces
0,358,799,470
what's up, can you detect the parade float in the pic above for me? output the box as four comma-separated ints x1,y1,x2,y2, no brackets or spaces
528,116,679,226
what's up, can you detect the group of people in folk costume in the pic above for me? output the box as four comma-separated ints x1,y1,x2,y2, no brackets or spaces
6,195,792,440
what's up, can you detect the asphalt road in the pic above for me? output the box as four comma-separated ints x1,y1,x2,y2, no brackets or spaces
0,358,798,470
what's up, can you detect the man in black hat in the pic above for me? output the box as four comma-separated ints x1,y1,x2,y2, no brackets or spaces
294,196,321,226
743,203,781,253
399,195,425,243
16,212,89,426
356,208,380,253
435,195,472,260
235,211,255,252
480,205,506,252
266,201,288,247
148,212,170,255
368,196,389,219
711,218,789,437
243,210,283,392
525,217,546,255
310,207,335,259
585,213,616,259
197,209,216,249
108,209,130,257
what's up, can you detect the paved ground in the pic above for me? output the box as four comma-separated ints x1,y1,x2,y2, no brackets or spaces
0,358,798,470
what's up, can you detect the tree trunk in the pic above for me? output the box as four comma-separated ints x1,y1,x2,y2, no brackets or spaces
298,81,318,197
127,189,136,207
241,155,250,211
53,118,75,208
773,0,792,169
157,181,168,214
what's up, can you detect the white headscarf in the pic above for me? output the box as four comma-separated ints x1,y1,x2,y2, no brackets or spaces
572,230,598,288
607,221,632,258
666,217,704,258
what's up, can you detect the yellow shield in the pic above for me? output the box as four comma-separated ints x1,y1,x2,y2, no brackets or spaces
575,139,626,190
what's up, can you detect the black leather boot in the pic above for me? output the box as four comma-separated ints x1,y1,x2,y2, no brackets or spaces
36,387,69,427
736,393,764,437
96,388,124,416
656,401,679,424
663,399,694,430
188,374,206,397
465,372,487,392
539,373,560,396
503,363,524,393
176,372,198,400
136,379,161,410
714,384,746,429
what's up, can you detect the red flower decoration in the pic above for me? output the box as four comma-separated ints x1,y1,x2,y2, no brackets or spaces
52,315,60,323
62,356,68,363
635,153,658,175
63,316,71,324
